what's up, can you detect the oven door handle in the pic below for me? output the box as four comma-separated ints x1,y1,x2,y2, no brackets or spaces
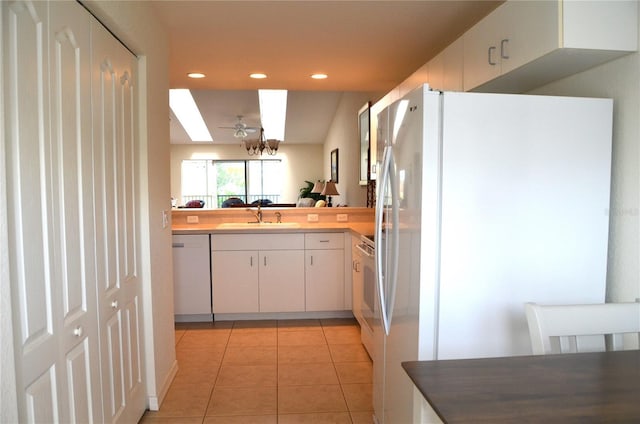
355,243,374,258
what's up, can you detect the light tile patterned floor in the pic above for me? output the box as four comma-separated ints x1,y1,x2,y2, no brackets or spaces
140,318,374,424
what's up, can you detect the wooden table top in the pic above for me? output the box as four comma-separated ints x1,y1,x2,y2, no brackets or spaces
402,350,640,423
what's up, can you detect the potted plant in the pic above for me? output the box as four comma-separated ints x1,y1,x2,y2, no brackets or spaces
298,180,326,206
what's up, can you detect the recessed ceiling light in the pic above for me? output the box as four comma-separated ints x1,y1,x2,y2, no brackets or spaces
311,73,328,80
250,73,268,79
187,72,206,79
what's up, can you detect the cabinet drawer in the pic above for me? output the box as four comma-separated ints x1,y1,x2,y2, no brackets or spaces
212,233,304,251
305,232,344,250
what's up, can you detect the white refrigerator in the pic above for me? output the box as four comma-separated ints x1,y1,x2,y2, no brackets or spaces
373,85,613,423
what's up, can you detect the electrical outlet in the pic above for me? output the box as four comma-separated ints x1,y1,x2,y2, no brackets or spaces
307,214,319,222
336,214,348,222
186,215,199,224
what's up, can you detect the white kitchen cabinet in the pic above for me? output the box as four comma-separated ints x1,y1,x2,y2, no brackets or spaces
172,235,212,317
427,52,444,92
259,250,305,312
464,0,637,93
305,233,345,311
442,37,464,92
211,250,259,313
211,233,304,314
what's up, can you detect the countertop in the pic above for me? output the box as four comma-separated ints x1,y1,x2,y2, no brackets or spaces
172,222,374,237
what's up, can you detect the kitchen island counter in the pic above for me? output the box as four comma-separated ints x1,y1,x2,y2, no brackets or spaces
171,207,374,237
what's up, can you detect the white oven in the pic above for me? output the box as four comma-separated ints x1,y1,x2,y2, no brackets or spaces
354,235,376,357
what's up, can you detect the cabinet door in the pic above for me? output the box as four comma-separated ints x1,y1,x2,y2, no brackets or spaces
212,251,259,313
259,250,305,312
427,51,444,91
499,1,557,75
463,5,504,91
172,235,211,315
305,249,345,311
442,37,464,91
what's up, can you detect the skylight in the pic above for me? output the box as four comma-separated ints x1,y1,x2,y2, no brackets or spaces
169,89,213,142
258,89,287,141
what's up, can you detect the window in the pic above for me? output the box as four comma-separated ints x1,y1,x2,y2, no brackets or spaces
181,159,282,208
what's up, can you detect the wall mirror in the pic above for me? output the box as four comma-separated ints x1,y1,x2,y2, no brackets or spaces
358,101,371,186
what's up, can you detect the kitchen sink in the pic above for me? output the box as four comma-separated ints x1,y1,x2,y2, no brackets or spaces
217,222,301,229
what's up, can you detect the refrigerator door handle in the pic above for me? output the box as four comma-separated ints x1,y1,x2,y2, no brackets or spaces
375,146,391,335
375,145,400,336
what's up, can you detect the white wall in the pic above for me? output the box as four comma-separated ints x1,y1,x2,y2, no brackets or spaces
529,34,640,302
83,0,176,410
170,143,324,205
323,92,372,207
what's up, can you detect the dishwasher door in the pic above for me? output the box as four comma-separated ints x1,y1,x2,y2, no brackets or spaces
172,234,213,320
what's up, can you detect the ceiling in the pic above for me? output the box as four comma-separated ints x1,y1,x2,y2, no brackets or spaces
153,1,502,144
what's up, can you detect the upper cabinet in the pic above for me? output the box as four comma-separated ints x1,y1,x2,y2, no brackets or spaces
427,37,464,92
464,0,638,93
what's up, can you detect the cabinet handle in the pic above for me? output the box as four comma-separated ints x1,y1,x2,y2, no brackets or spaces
111,300,118,309
250,256,253,267
310,256,314,266
319,240,330,243
500,39,509,59
172,243,184,248
488,46,497,66
73,326,83,337
264,256,267,266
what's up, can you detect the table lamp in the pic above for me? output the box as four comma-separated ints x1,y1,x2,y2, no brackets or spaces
321,180,339,207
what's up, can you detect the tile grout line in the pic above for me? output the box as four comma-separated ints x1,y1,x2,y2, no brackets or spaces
168,319,368,423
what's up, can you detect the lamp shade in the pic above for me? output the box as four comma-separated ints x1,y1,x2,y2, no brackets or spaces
321,180,339,196
310,180,325,193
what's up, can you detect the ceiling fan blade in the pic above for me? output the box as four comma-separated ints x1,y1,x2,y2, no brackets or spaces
218,126,257,132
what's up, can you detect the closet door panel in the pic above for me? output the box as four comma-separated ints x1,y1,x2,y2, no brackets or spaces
4,1,61,421
92,16,145,423
24,367,58,423
50,2,103,421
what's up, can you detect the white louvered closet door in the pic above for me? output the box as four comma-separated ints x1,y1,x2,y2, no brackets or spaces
4,1,102,422
91,15,145,424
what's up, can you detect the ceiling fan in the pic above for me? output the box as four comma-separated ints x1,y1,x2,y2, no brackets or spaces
219,115,259,139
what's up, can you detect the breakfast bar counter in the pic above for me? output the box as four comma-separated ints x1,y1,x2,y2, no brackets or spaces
171,206,374,236
402,349,640,423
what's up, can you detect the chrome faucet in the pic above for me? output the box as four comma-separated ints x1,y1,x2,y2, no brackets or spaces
248,204,263,223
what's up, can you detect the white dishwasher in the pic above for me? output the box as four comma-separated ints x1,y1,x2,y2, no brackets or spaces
172,234,213,322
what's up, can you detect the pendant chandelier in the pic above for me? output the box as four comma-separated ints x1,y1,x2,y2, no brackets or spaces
244,127,280,156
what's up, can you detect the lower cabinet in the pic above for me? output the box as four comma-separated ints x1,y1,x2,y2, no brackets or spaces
306,249,345,311
305,233,346,312
173,234,212,316
259,250,305,312
211,250,259,313
211,233,306,314
211,231,347,315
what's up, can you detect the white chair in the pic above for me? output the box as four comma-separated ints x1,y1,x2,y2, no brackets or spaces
525,302,640,355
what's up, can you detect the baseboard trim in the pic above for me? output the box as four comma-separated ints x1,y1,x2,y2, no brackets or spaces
213,310,354,321
147,359,178,411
